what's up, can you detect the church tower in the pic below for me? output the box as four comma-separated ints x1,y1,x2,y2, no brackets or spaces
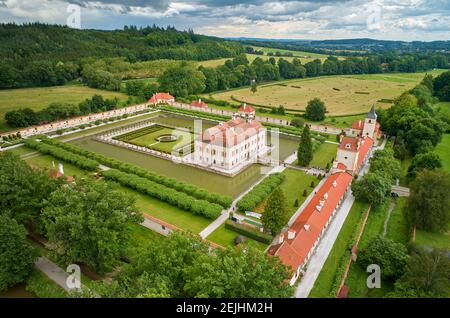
362,105,377,138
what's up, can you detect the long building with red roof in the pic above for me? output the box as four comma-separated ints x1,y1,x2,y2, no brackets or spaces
268,171,353,285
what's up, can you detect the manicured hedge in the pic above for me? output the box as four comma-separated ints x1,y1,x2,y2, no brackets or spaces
102,169,223,219
39,137,232,208
24,139,99,171
225,220,273,244
236,173,286,212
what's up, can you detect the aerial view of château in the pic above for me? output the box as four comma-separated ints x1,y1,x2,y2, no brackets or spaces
0,0,449,312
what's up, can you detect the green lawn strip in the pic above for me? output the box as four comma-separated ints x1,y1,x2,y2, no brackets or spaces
117,185,211,234
386,197,410,245
206,223,267,251
345,262,394,298
344,199,393,297
309,142,338,169
435,133,450,173
125,222,166,261
415,224,450,250
254,168,317,217
23,153,91,178
399,155,412,186
309,200,369,298
25,269,68,298
4,145,37,157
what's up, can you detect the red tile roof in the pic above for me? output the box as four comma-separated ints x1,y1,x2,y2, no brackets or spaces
339,136,358,152
337,162,347,170
355,136,373,172
238,104,255,113
148,92,175,104
199,117,264,147
351,120,364,130
190,99,208,108
268,171,353,272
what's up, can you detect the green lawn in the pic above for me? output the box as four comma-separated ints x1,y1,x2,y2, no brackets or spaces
23,152,91,178
310,143,338,169
386,197,410,245
435,134,450,173
254,168,317,217
415,224,450,250
0,84,128,133
25,270,67,298
435,101,450,117
117,185,211,234
309,200,369,298
125,223,165,261
206,223,268,251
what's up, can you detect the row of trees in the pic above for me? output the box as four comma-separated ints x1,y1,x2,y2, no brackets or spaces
5,95,119,128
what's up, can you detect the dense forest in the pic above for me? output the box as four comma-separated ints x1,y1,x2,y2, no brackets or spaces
0,23,244,89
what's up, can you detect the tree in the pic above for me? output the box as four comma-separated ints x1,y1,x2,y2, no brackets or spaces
351,172,391,206
0,152,58,225
41,180,143,273
388,248,450,297
404,170,450,233
297,125,313,166
183,245,293,298
304,98,326,121
158,64,206,97
0,214,38,292
358,236,409,280
369,149,402,182
90,232,293,298
290,117,304,128
407,151,442,179
262,188,289,235
433,70,450,101
250,79,257,94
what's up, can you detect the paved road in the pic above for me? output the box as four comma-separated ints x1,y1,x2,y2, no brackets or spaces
294,144,376,298
35,257,83,293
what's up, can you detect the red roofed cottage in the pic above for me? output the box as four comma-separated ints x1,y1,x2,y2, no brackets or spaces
148,92,175,105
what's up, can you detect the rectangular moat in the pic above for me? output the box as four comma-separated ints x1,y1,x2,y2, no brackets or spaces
68,112,300,198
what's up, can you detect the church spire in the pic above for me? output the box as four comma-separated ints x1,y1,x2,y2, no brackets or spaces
367,104,377,120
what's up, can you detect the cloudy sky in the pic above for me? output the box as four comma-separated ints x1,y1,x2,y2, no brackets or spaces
0,0,449,41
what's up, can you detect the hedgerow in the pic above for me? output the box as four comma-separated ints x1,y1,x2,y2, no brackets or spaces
38,137,232,208
102,169,223,219
24,139,99,171
236,173,286,212
225,220,273,244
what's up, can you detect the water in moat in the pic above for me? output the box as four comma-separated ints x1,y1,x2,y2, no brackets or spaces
69,112,299,198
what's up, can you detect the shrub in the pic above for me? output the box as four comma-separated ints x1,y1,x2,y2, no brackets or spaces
236,173,285,212
24,139,99,171
38,137,232,208
225,220,273,244
102,169,222,219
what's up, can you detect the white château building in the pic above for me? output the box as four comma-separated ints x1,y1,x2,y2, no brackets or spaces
194,116,267,171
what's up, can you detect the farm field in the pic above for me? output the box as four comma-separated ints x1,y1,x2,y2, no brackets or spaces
208,70,446,116
0,84,128,133
250,46,331,62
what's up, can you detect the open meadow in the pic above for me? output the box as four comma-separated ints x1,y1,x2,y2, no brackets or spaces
208,70,446,116
0,84,128,133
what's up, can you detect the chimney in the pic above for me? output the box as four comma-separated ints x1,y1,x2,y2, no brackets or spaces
324,193,329,200
316,205,322,212
287,231,296,240
333,180,337,188
358,120,361,127
319,200,325,207
304,224,310,231
58,163,64,175
278,234,284,244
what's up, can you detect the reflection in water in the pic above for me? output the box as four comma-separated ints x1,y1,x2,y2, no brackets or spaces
70,112,299,198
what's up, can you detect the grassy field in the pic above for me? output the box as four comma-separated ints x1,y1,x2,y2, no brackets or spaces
0,84,128,133
310,142,338,169
208,70,446,116
386,198,410,245
309,200,369,298
117,185,211,234
435,134,450,173
415,226,450,250
435,101,450,117
254,168,317,217
206,223,268,251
